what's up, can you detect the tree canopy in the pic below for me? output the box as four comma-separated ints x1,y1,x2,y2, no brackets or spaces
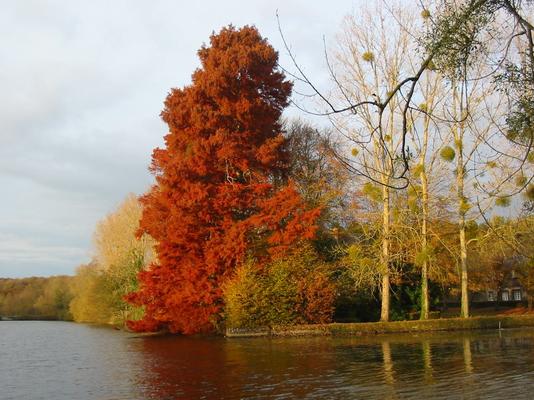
126,26,320,334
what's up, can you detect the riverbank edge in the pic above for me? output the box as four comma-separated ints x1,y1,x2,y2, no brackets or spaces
225,315,534,338
0,315,68,321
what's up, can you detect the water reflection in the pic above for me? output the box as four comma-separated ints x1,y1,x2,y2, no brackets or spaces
381,341,398,399
3,322,534,399
132,329,534,399
135,336,233,399
422,340,433,383
463,337,473,374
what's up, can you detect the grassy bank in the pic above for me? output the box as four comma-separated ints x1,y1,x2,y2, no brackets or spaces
0,315,67,321
226,315,534,338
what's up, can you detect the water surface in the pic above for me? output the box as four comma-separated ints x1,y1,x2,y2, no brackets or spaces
2,321,534,399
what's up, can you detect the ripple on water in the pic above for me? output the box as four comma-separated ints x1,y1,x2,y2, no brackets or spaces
2,322,534,399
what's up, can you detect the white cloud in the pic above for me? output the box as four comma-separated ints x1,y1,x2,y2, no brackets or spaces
0,233,86,263
0,0,356,277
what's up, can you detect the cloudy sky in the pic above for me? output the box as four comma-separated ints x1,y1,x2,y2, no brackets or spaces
1,0,357,277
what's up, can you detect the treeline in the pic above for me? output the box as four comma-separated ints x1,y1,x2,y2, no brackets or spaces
0,276,73,320
1,195,154,326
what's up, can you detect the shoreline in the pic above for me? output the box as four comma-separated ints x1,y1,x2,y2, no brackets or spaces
0,316,66,321
225,315,534,338
6,315,534,339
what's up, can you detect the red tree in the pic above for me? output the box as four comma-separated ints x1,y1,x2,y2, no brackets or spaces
127,26,320,334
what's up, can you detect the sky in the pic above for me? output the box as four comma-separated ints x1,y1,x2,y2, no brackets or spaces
0,0,357,278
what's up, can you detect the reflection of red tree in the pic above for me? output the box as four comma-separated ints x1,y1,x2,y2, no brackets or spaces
135,337,230,399
135,336,337,399
126,25,319,334
133,332,534,398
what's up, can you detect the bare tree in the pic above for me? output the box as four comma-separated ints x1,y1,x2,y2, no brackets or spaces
327,3,420,321
279,0,534,184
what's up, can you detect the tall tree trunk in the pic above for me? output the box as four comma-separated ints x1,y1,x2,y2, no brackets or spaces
381,184,391,322
458,143,469,318
420,170,430,320
419,86,434,321
459,214,469,318
453,83,469,319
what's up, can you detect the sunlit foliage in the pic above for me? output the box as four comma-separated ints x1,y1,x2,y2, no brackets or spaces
69,195,155,325
223,245,335,329
126,26,320,334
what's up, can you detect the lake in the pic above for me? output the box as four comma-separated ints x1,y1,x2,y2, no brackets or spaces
1,321,534,399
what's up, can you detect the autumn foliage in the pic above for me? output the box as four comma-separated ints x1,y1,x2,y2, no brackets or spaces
126,26,320,334
223,245,335,329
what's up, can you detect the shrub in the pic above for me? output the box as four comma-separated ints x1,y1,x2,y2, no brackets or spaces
223,246,335,329
297,270,335,324
262,260,299,325
222,261,268,330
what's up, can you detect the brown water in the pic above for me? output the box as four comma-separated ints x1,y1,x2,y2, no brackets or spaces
1,321,534,399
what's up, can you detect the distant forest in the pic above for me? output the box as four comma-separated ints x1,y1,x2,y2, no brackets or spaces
0,276,73,320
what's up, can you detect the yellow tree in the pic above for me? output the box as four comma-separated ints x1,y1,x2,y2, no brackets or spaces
69,262,113,323
70,194,156,325
94,194,155,279
93,193,156,323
